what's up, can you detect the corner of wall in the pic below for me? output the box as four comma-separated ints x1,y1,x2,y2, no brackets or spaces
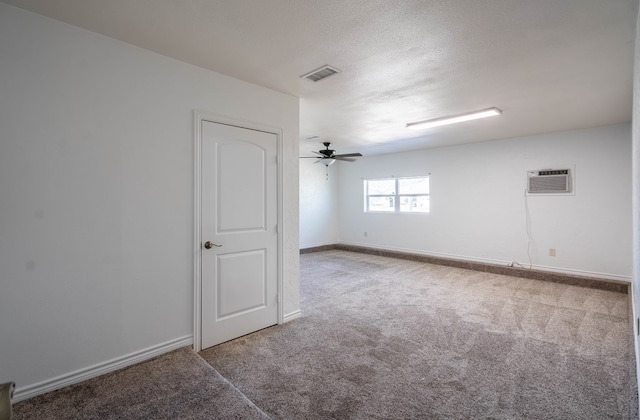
632,1,640,414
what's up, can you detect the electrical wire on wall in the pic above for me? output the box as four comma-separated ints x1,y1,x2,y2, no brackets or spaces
523,188,533,269
509,188,533,269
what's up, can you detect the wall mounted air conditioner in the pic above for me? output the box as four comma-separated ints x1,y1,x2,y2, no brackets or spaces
527,169,572,194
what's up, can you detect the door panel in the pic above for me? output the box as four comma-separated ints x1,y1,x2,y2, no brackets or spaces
201,121,278,349
217,250,266,319
217,142,266,232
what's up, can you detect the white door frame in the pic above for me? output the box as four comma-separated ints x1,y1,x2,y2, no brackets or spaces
193,110,284,352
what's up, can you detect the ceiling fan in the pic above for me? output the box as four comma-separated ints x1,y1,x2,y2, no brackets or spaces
300,142,362,166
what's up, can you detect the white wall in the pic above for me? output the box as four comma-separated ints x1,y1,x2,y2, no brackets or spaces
338,124,632,280
0,4,299,398
632,2,640,409
299,159,339,248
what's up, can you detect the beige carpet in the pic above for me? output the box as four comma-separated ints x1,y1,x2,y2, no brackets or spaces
12,347,268,419
12,250,635,419
200,250,633,419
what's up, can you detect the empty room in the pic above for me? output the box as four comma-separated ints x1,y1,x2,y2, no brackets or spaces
1,1,640,419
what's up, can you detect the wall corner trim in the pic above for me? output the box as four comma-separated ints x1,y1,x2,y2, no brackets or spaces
283,310,302,323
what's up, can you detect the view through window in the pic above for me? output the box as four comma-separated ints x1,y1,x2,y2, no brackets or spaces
364,176,430,213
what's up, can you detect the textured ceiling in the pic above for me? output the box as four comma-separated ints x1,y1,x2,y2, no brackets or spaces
2,0,637,156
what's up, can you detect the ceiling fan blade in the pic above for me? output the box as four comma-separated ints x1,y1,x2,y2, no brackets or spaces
311,151,324,156
299,156,319,158
333,153,363,158
334,156,357,162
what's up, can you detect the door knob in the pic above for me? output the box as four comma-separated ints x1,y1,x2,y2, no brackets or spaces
204,241,222,249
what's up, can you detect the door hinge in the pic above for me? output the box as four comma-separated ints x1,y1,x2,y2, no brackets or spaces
275,224,278,234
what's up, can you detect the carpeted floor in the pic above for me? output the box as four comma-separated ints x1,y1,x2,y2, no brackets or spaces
12,250,635,419
200,250,633,419
12,347,269,419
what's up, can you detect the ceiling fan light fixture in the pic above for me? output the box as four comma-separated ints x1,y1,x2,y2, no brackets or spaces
406,107,502,130
322,158,337,166
300,142,361,165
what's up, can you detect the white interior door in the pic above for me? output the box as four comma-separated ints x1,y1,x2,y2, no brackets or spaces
201,120,278,349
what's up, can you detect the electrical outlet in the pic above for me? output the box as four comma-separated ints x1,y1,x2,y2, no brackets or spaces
548,248,556,257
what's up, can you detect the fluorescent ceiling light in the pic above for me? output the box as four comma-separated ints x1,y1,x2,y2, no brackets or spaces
406,107,502,130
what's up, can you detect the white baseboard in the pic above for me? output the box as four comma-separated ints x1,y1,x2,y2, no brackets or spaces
13,335,193,403
528,263,631,283
283,310,302,323
338,241,632,283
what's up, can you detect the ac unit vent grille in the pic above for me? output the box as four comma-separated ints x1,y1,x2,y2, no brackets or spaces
538,169,568,176
527,169,571,194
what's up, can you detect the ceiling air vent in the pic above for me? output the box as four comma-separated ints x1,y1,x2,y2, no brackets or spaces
301,65,341,82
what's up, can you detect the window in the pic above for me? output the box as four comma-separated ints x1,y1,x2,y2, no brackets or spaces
364,176,430,213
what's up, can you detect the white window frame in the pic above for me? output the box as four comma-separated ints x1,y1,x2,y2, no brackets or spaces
364,176,430,213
